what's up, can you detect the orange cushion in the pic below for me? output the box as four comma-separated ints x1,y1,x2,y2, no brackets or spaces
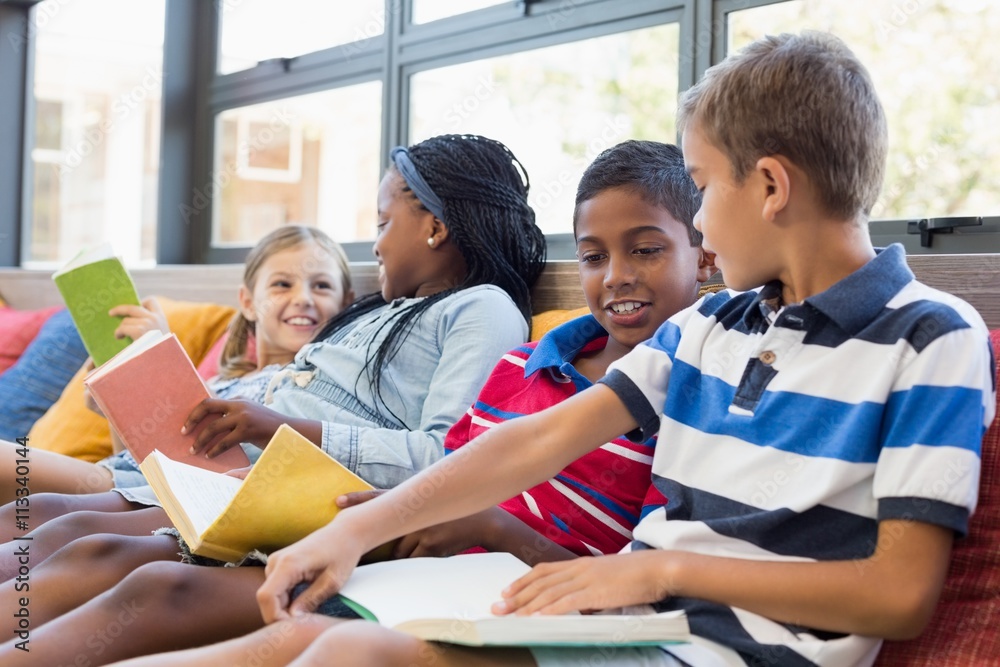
0,305,62,376
28,298,236,462
874,329,1000,666
530,306,591,342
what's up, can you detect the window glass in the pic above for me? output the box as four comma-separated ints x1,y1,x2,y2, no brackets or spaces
29,0,165,265
218,0,386,74
728,0,1000,219
212,82,382,246
410,23,680,235
412,0,510,25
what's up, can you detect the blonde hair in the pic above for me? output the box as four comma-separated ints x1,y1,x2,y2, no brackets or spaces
677,31,887,221
219,225,351,379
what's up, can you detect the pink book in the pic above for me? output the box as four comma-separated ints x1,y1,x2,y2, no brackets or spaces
85,331,251,473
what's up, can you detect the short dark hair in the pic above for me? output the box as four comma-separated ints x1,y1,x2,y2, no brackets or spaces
573,140,702,246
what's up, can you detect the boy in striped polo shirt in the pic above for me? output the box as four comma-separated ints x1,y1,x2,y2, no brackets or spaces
260,32,996,667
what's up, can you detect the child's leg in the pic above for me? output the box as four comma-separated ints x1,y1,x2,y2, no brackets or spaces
0,440,113,504
0,561,269,664
0,489,130,543
106,615,344,667
0,502,167,579
0,533,179,627
289,621,537,667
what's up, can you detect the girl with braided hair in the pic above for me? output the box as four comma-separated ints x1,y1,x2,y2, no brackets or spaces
0,134,546,665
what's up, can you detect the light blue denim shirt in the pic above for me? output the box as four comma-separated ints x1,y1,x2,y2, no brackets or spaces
267,284,528,489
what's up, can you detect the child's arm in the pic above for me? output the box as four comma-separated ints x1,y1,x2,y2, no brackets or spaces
498,517,952,640
339,490,577,564
257,383,637,621
181,398,323,454
109,296,169,340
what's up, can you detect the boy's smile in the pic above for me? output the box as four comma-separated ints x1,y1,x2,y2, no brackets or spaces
575,186,712,357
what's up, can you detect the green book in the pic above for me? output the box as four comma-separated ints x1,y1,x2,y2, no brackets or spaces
52,244,142,366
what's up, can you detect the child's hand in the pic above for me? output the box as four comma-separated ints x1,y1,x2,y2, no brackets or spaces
258,520,367,622
182,399,286,457
81,359,103,416
493,551,673,617
110,297,169,340
336,489,386,508
83,386,105,418
225,466,253,480
391,509,500,559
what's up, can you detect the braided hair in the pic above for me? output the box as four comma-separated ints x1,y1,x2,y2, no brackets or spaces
313,134,546,424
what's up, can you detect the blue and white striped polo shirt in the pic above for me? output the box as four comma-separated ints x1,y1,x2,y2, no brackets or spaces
600,244,995,666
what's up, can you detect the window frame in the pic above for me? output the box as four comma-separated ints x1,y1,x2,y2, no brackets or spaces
3,0,802,266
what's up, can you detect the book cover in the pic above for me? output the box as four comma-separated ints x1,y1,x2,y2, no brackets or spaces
84,331,250,473
337,552,690,647
139,424,383,562
52,243,142,366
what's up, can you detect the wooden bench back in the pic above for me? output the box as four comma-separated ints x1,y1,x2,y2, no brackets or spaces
1,254,998,328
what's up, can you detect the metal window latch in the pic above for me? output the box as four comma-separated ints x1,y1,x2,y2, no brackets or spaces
257,57,295,73
906,216,983,248
517,0,542,16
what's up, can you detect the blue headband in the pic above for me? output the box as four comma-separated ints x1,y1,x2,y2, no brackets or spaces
389,146,446,223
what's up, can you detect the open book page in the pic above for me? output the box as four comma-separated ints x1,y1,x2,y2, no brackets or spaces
144,451,242,536
339,552,533,629
337,552,690,647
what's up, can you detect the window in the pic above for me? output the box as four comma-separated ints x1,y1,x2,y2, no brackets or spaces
28,0,166,266
217,0,386,75
410,23,680,235
727,0,1000,220
412,0,511,25
212,82,382,246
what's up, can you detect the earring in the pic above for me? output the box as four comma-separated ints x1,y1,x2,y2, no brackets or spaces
427,238,436,248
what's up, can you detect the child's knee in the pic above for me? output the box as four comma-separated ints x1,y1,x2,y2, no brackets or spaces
114,561,194,610
1,492,74,523
296,621,427,667
46,532,137,568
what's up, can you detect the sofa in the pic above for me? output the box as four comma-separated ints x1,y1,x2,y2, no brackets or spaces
0,254,997,664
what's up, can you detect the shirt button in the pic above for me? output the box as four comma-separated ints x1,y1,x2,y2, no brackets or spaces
759,350,777,365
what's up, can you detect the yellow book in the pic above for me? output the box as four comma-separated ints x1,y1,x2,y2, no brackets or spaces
139,424,375,562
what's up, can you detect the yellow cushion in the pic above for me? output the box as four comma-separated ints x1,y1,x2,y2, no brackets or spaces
530,306,592,342
28,297,237,462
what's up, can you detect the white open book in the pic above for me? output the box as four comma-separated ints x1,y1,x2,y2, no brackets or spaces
336,552,689,647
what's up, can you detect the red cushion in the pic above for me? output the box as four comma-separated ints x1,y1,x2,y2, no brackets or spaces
195,331,257,381
0,305,62,376
875,329,1000,666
